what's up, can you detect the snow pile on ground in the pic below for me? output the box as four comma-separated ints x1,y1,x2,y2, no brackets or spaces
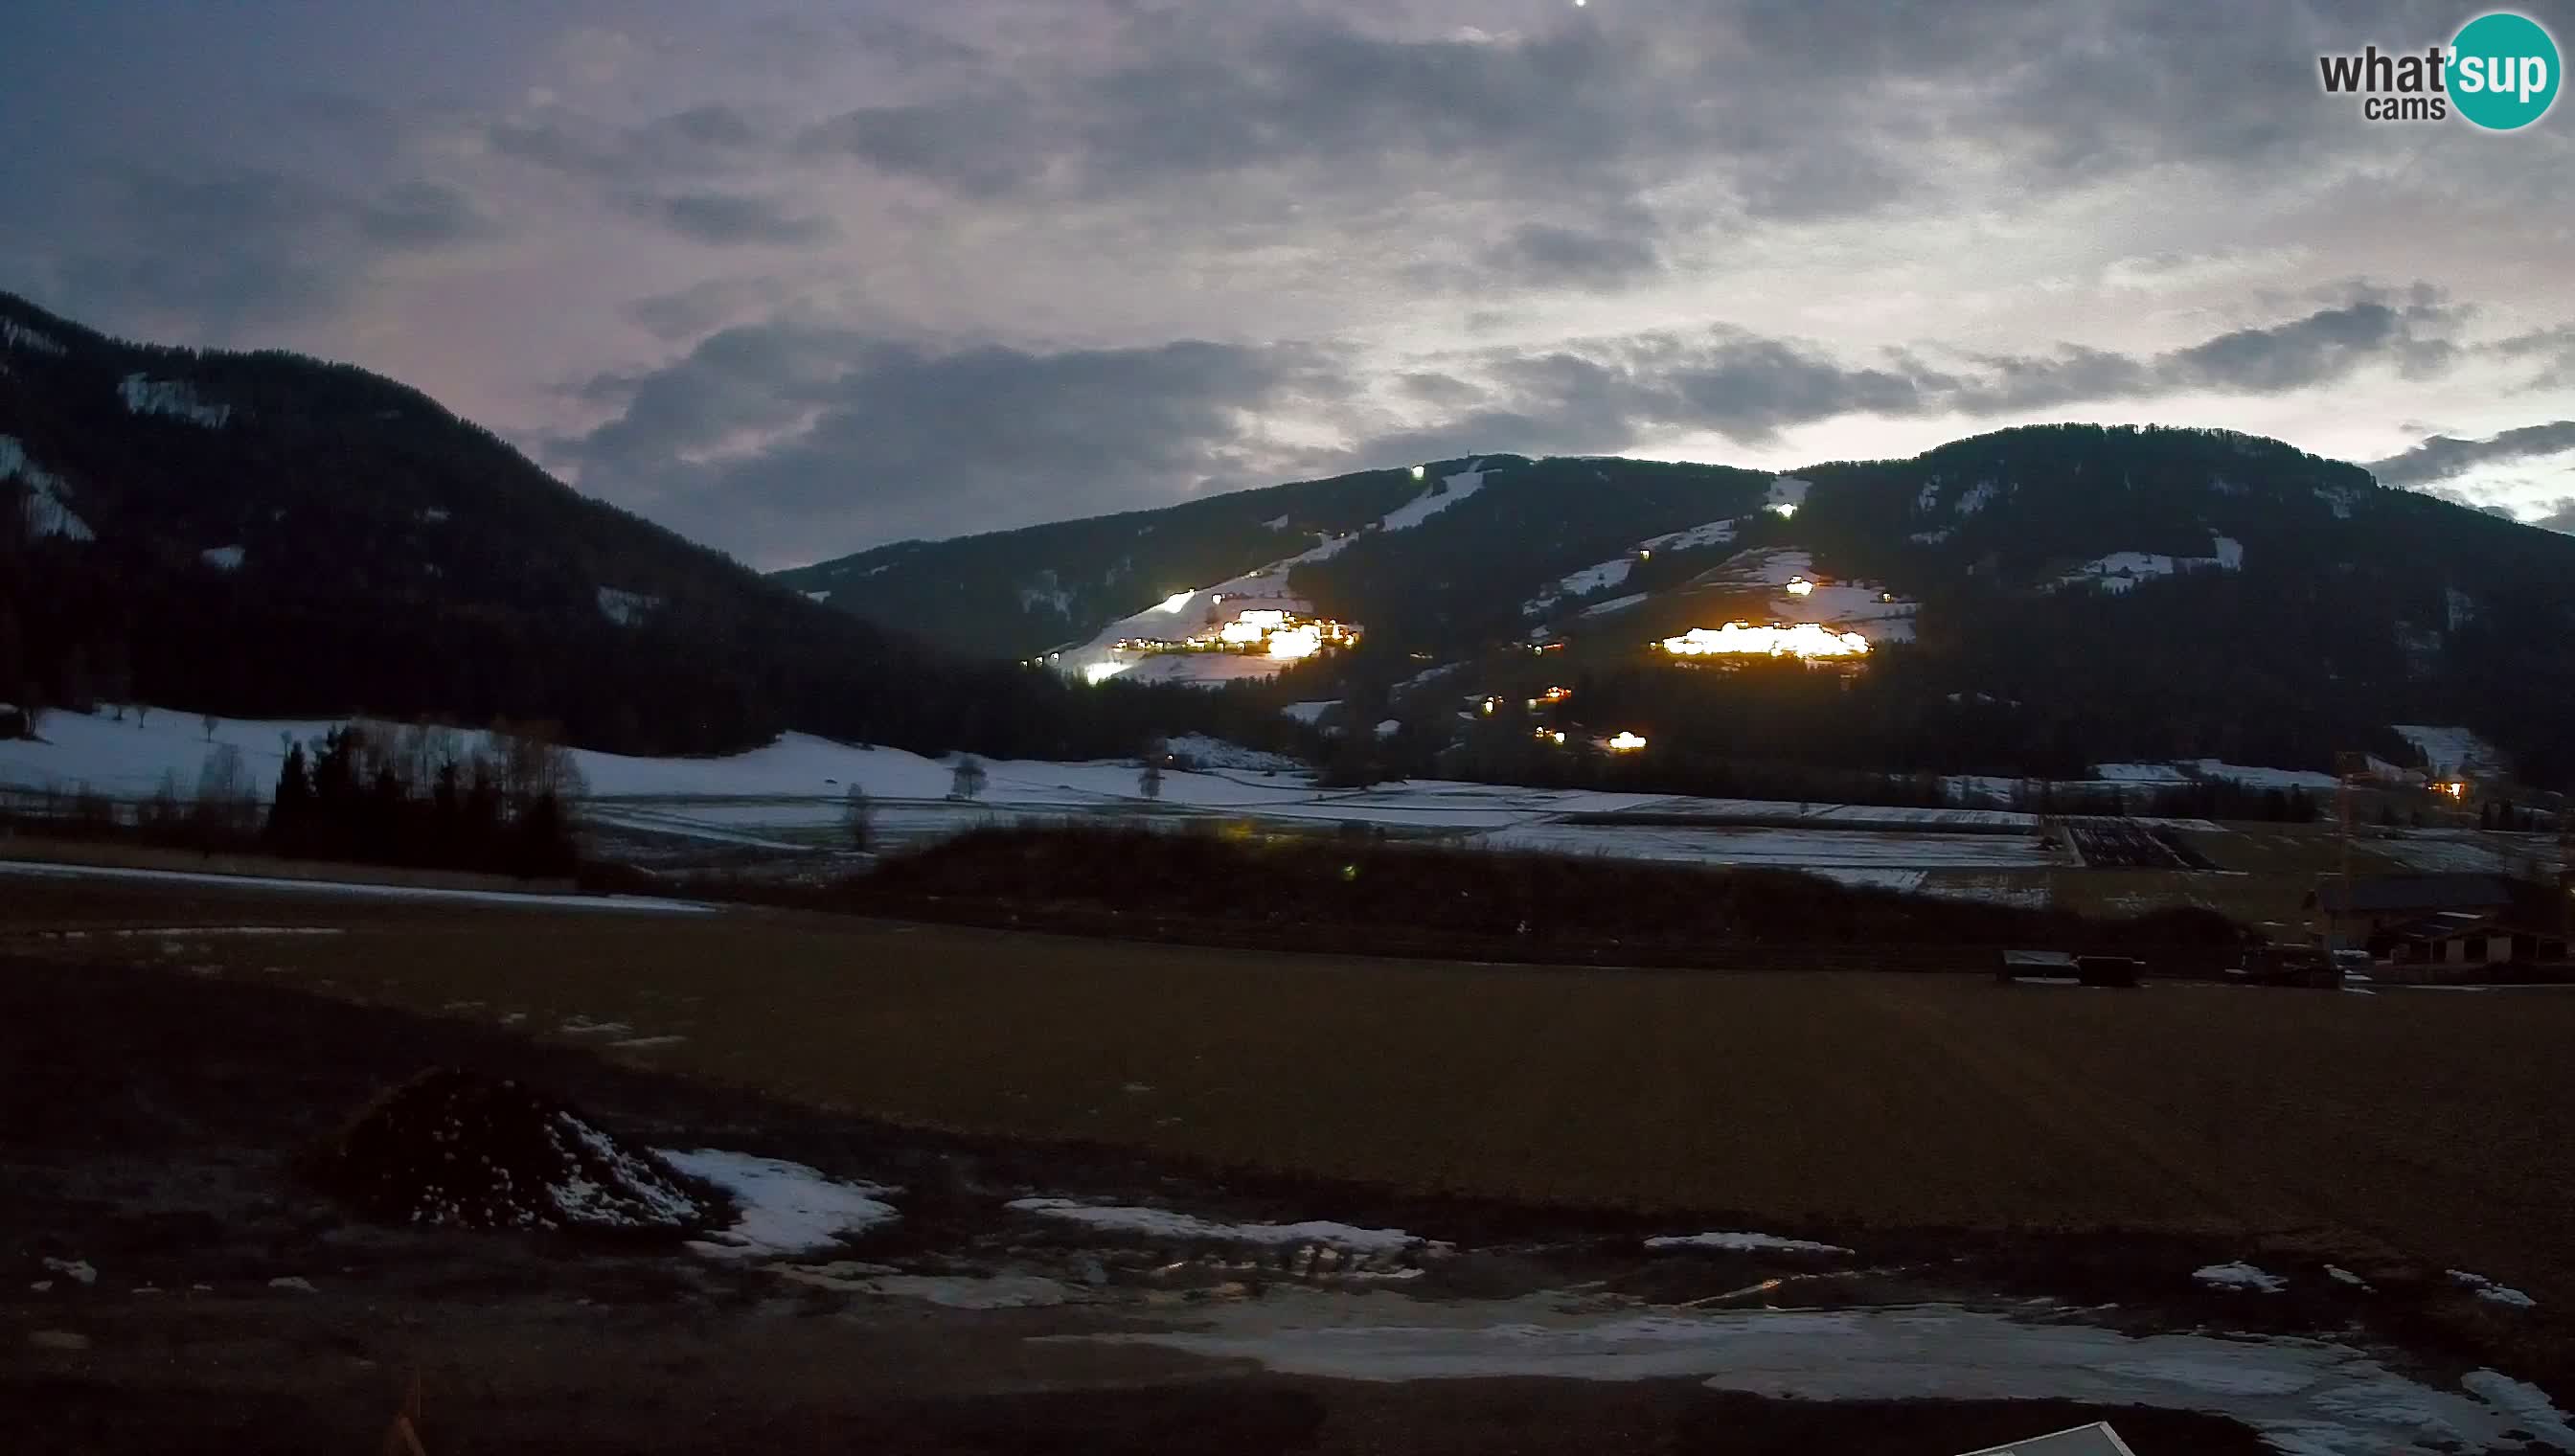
2193,1262,2287,1293
118,374,232,428
308,1070,715,1234
2449,1269,2539,1308
655,1149,899,1259
1645,1232,1853,1256
1073,1291,2575,1454
1007,1197,1436,1254
199,545,244,572
2392,725,2507,778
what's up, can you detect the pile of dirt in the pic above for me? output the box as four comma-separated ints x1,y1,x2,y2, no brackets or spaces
307,1069,719,1234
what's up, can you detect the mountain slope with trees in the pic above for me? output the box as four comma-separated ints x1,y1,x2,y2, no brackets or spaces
0,291,1291,761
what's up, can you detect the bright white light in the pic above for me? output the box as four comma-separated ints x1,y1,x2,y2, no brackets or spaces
1766,502,1799,518
1658,622,1870,658
1154,590,1194,613
1785,577,1814,597
1606,731,1647,751
1266,625,1323,659
1410,465,1426,481
1082,661,1132,685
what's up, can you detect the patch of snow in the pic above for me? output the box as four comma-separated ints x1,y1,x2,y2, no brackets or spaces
1522,557,1633,616
2209,475,2248,496
118,374,231,428
2315,484,2365,519
2445,586,2476,630
2094,762,2192,784
2326,1265,2372,1289
2194,1262,2287,1293
1067,1293,2574,1454
1282,700,1339,726
2211,535,2245,569
2057,536,2240,594
854,1273,1073,1308
1574,591,1650,620
267,1276,316,1293
1262,513,1289,529
2449,1270,2538,1308
2391,725,2505,778
656,1149,899,1259
1162,734,1304,772
1915,480,1942,512
199,545,244,572
1016,573,1074,616
2459,1370,2575,1448
0,859,719,914
2187,760,2341,791
1954,480,2001,515
418,507,450,524
1639,518,1740,553
1645,1232,1853,1256
1377,465,1488,534
1374,717,1401,739
41,1258,97,1285
596,586,659,626
803,589,830,603
2,435,94,541
1007,1197,1437,1255
1908,528,1952,546
1,319,68,355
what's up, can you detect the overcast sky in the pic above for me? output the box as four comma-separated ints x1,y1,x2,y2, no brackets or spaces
6,0,2572,566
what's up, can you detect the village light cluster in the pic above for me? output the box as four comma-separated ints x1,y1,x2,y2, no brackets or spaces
1658,622,1871,659
1110,607,1360,663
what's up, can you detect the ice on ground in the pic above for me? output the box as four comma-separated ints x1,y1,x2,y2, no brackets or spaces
1061,1292,2575,1455
2194,1262,2287,1293
2449,1270,2538,1308
1007,1197,1435,1254
118,374,231,427
657,1149,899,1259
0,859,718,914
1646,1232,1853,1256
199,544,245,572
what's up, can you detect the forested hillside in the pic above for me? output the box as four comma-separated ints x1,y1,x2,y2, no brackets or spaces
0,292,1292,761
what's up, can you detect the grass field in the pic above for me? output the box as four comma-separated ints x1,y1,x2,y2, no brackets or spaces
11,877,2575,1310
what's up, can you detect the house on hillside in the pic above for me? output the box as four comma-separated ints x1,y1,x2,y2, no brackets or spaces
2311,874,2515,940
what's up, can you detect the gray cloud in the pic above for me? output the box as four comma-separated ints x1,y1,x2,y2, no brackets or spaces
2161,292,2461,393
622,276,797,343
564,324,1355,562
50,168,493,333
2534,498,2575,534
1474,222,1662,290
488,105,768,186
618,191,836,247
2369,421,2575,488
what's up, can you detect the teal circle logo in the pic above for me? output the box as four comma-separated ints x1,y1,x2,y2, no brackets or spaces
2450,11,2560,130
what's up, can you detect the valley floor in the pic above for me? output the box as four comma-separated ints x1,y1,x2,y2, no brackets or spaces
6,879,2575,1453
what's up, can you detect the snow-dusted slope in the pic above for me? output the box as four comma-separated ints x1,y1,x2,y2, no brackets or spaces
2,435,94,541
1054,465,1490,687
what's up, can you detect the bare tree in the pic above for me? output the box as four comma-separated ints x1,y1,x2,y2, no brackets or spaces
844,784,874,851
949,755,988,802
194,743,256,837
201,710,219,741
1139,761,1164,802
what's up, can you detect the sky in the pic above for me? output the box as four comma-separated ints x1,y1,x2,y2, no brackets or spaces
4,0,2572,568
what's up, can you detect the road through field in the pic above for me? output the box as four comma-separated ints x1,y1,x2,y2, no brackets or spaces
9,882,2572,1305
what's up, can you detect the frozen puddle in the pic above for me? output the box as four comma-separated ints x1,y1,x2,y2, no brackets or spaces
1059,1292,2575,1455
655,1149,898,1259
1007,1197,1441,1255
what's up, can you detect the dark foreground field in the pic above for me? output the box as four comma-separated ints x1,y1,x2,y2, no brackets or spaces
6,876,2574,1451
